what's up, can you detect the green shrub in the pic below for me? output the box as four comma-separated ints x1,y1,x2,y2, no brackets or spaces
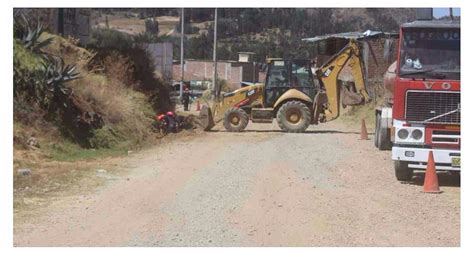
133,32,160,44
88,28,134,51
144,18,159,35
88,126,121,148
13,41,43,99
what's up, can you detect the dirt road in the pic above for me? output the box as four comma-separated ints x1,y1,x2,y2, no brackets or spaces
14,120,460,246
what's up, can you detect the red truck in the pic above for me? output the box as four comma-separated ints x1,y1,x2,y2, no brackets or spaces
374,19,460,181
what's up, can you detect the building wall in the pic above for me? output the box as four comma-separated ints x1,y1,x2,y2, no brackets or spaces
228,66,243,90
231,62,259,83
61,9,91,45
365,37,399,80
172,60,259,91
14,8,91,45
140,42,173,78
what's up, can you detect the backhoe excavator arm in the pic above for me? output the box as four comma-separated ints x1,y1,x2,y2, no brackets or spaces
315,39,370,122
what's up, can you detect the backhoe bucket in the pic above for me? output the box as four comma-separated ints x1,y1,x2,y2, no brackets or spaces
341,85,365,106
199,105,215,131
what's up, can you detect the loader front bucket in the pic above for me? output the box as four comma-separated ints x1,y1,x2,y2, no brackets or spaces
199,105,215,131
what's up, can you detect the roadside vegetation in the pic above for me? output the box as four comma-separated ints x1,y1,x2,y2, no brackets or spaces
13,14,174,204
339,80,388,131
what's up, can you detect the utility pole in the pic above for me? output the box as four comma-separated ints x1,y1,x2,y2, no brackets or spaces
212,8,218,99
180,8,185,99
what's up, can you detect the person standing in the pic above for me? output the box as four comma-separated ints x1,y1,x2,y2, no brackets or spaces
182,84,191,111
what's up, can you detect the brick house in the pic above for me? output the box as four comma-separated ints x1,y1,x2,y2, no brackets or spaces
172,56,260,91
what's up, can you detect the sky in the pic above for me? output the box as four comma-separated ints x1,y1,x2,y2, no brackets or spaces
433,8,460,18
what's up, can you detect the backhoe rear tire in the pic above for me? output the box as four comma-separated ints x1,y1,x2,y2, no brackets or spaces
223,108,249,132
276,101,311,133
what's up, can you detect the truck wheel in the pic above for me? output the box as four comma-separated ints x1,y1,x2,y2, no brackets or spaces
223,108,249,132
276,101,311,133
378,126,392,150
375,113,392,150
394,160,413,181
374,113,381,148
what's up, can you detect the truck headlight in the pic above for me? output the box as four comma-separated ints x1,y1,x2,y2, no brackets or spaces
394,125,425,144
397,129,409,139
411,129,423,140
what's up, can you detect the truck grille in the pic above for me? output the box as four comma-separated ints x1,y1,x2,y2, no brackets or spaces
405,91,460,124
431,130,460,144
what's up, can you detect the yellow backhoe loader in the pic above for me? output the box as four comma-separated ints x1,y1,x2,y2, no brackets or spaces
199,39,371,132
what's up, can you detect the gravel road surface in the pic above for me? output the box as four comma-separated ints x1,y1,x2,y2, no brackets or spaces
14,120,460,246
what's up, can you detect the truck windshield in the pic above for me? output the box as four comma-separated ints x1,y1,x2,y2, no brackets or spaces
399,28,460,80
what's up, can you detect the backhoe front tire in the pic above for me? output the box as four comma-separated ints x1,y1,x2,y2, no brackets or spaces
276,101,311,133
223,108,249,132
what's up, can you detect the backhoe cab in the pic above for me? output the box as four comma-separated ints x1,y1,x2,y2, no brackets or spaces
199,39,370,132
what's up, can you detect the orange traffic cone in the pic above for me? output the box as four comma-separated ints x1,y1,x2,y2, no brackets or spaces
360,119,369,140
423,151,442,193
196,100,201,111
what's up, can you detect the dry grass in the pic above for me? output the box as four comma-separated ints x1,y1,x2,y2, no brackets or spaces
93,15,180,36
70,72,154,142
40,33,94,68
15,30,157,156
102,52,135,86
45,32,155,143
13,21,170,222
340,102,377,132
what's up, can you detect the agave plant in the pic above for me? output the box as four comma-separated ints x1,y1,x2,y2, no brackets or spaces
14,14,53,53
39,56,80,109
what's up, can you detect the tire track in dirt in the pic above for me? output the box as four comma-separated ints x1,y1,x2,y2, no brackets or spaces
14,121,460,246
14,133,232,246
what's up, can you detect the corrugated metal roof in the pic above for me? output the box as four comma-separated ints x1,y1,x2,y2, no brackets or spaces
302,30,396,42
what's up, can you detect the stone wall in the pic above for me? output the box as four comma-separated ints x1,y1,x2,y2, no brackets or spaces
140,43,173,78
14,8,91,45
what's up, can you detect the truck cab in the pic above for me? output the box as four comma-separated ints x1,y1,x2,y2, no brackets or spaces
380,19,461,180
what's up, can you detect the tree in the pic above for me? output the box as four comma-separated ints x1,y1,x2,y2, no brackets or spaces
187,33,213,59
175,10,192,33
145,17,159,35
